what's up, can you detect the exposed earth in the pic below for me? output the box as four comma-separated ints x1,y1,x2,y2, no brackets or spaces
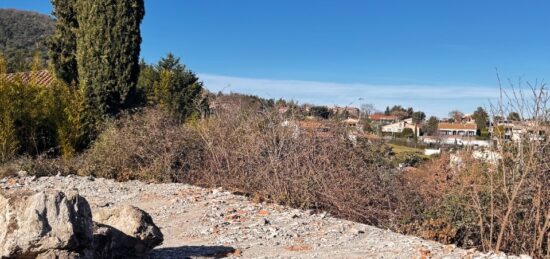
0,175,527,259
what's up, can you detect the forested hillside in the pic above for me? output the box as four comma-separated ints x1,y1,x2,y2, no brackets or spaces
0,9,54,72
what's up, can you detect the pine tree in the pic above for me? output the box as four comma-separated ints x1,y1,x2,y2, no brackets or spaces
75,0,145,116
154,53,203,120
49,0,79,85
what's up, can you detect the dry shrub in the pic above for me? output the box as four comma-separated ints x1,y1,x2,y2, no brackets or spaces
0,154,78,178
79,108,205,182
404,82,550,257
179,107,418,227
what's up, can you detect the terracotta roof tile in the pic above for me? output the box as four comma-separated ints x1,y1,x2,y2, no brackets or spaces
438,122,477,130
1,70,55,87
369,114,399,121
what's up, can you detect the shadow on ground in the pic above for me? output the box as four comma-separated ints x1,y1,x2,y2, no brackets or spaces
149,245,236,258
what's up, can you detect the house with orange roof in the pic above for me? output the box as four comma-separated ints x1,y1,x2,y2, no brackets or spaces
438,122,477,136
369,113,399,124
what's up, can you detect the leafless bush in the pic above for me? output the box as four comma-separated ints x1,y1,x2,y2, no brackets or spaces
78,108,205,182
178,106,418,227
477,79,549,256
411,80,549,257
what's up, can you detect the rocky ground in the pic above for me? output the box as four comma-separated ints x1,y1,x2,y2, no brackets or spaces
0,175,528,259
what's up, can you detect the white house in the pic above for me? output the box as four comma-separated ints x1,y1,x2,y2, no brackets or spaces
381,118,420,136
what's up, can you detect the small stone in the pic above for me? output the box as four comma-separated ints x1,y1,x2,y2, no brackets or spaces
260,218,270,225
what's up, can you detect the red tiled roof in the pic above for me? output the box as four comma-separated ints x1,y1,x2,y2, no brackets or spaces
1,70,55,87
438,122,477,130
369,114,399,121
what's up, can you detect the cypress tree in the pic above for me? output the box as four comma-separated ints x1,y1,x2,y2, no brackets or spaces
49,0,79,85
75,0,145,116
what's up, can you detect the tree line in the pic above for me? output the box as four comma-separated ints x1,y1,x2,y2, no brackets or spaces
1,1,205,161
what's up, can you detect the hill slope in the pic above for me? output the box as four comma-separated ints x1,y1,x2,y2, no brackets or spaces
0,9,54,72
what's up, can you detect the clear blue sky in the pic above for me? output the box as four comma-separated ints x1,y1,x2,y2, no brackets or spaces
2,0,549,117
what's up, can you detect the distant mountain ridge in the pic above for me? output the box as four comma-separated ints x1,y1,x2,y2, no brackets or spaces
0,9,54,72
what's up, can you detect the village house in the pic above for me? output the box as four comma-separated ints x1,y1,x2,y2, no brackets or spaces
491,120,548,142
438,122,477,136
381,118,420,137
369,113,399,124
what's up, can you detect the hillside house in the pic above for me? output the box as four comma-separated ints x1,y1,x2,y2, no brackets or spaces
381,118,420,136
491,120,548,142
438,122,477,136
369,114,399,124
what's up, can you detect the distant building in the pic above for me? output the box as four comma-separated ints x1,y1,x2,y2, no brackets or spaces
381,118,420,136
491,120,548,142
438,122,477,136
369,114,399,124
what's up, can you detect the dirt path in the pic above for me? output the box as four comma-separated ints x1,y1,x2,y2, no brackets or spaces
0,175,518,258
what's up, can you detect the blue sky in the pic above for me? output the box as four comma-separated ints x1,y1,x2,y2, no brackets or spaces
2,0,549,117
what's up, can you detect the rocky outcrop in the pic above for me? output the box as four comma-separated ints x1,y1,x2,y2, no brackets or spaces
93,205,164,258
0,189,163,259
0,190,93,258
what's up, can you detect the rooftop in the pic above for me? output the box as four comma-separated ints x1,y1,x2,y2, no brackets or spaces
1,70,55,87
438,122,477,130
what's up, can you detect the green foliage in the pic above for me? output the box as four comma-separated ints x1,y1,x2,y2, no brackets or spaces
0,9,54,72
0,57,88,159
384,106,390,115
507,111,521,121
472,107,488,131
386,105,415,119
412,111,426,124
477,128,490,140
50,81,91,157
49,0,79,85
423,116,439,136
401,128,415,138
137,54,205,121
393,151,428,167
309,106,330,119
74,0,145,116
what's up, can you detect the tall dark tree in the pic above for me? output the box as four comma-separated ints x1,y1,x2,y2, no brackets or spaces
310,106,330,119
384,106,390,115
412,111,426,124
49,0,79,85
75,0,145,116
472,107,489,130
423,116,439,136
507,112,521,121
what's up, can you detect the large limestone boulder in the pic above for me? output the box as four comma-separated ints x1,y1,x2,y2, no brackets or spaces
0,190,93,258
93,205,163,258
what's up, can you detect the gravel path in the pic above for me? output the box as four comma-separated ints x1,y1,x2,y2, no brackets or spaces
0,175,524,259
